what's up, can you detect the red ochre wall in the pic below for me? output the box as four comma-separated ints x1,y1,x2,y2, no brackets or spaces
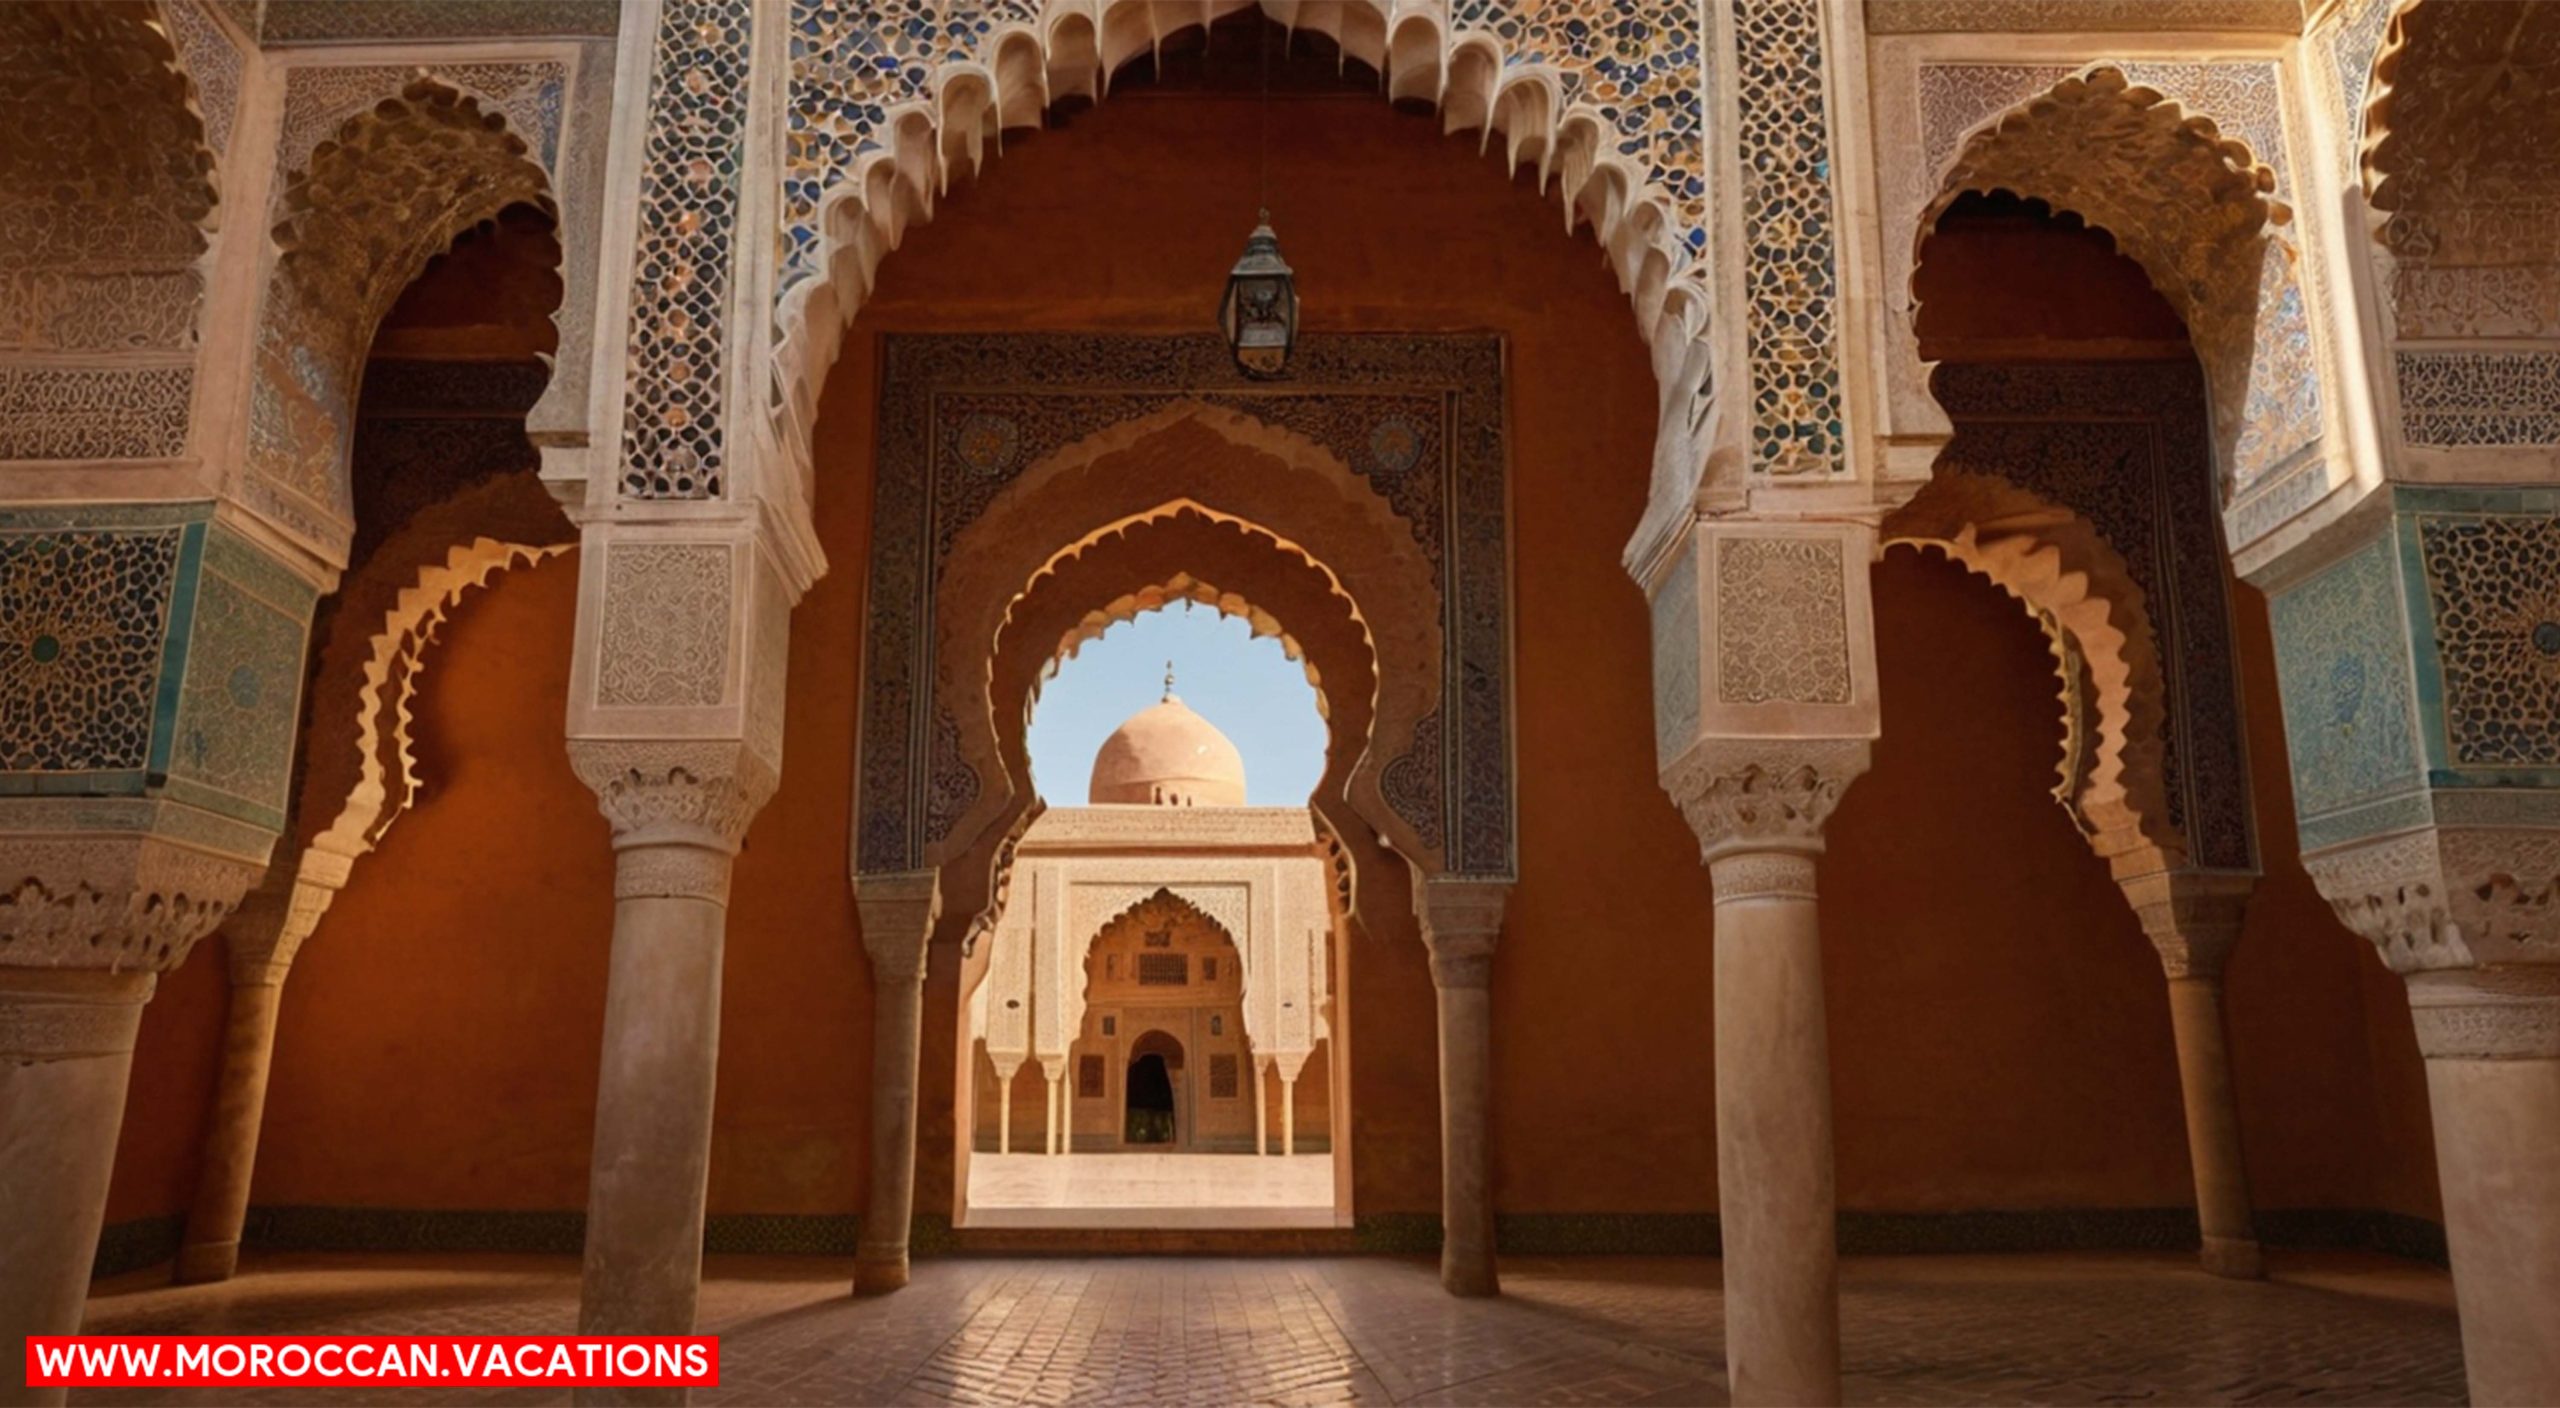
106,89,2434,1239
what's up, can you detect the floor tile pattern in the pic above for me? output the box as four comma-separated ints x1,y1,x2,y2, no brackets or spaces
77,1250,2465,1406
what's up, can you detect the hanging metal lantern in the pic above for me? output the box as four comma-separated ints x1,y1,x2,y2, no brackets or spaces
1218,210,1298,379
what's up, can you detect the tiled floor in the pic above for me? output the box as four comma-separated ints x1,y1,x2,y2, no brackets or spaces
77,1249,2466,1406
966,1152,1338,1228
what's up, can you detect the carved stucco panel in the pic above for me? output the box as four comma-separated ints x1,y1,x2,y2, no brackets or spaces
595,542,732,710
1715,535,1851,706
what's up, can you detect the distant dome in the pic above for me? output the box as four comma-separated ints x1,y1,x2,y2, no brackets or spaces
1089,694,1247,806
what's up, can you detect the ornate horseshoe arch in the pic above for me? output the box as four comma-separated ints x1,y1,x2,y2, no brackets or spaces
852,332,1515,944
1907,65,2320,520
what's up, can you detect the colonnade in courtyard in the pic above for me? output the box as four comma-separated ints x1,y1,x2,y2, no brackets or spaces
4,2,2560,1408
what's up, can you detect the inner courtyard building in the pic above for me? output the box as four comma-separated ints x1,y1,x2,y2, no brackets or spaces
0,1,2555,1405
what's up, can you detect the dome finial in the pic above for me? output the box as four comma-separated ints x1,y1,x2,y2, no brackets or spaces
1163,659,1176,702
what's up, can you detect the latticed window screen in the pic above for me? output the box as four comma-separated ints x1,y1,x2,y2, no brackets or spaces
1209,1053,1239,1099
1137,953,1188,985
1077,1054,1104,1099
1143,928,1173,949
1101,1015,1116,1036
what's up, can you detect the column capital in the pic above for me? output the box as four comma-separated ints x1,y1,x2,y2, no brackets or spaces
569,738,775,903
2303,823,2560,977
1417,877,1508,989
2118,869,2258,981
0,833,261,975
854,869,941,982
2406,967,2560,1061
219,872,343,986
1662,738,1871,865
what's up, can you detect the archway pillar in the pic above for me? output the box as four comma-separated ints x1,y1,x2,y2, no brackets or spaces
565,737,771,1392
175,865,346,1286
1416,877,1509,1299
0,836,249,1407
2117,867,2263,1280
2263,494,2560,1406
1,971,156,1408
1650,515,1881,1408
1254,1053,1274,1157
851,870,941,1296
2306,823,2560,1408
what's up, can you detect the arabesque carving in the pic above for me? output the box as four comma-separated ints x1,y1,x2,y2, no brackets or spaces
1918,66,2314,497
1660,739,1872,861
0,2,217,355
246,79,553,558
2306,824,2560,975
769,1,1716,552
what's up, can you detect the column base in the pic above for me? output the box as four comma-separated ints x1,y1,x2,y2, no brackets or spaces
172,1240,241,1286
852,1249,910,1296
1440,1253,1499,1298
2199,1234,2263,1280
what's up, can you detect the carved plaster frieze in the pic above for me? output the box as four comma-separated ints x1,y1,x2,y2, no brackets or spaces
1660,738,1874,864
853,869,942,981
2305,823,2560,976
2404,967,2560,1061
0,968,156,1063
0,834,261,973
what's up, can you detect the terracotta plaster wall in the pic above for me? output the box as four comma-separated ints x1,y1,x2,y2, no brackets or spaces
106,89,2423,1233
250,554,614,1210
101,933,228,1225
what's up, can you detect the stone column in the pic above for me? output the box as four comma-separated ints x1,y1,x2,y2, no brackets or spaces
853,871,940,1297
0,970,154,1408
174,874,339,1285
568,747,768,1408
2120,870,2262,1279
1253,1053,1271,1156
2407,967,2560,1407
1417,878,1508,1298
1665,742,1870,1408
1041,1060,1063,1155
994,1056,1021,1155
2305,823,2560,1407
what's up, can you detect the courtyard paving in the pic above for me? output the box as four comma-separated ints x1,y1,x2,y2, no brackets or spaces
77,1249,2465,1406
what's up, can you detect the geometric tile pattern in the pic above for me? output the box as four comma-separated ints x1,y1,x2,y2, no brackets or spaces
2269,531,2424,845
1733,0,1845,476
0,521,187,778
619,0,753,500
77,1251,2466,1406
2416,510,2560,770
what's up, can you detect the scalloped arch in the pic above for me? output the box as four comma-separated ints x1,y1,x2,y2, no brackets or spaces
1913,65,2304,498
1886,470,2184,875
934,400,1442,873
771,0,1713,509
1040,571,1328,719
245,78,556,561
0,3,221,364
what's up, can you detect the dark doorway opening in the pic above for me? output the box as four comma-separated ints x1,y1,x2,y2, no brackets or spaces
1126,1032,1183,1145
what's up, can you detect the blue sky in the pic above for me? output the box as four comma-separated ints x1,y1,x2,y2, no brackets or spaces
1025,608,1325,807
